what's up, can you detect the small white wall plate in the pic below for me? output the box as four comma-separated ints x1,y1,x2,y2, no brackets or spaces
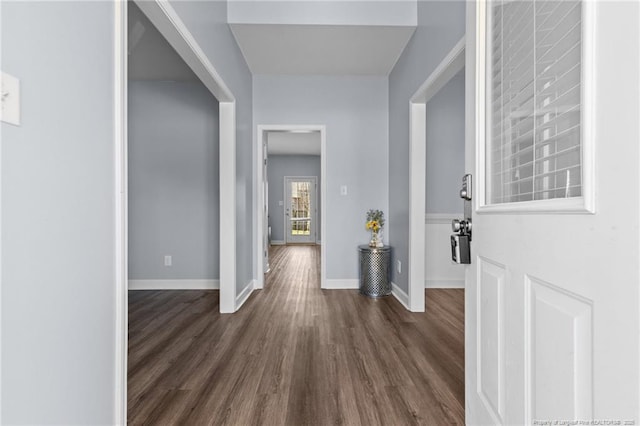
1,71,21,126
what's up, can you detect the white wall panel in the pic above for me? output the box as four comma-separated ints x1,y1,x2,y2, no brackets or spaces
425,215,464,288
477,257,506,424
527,276,593,422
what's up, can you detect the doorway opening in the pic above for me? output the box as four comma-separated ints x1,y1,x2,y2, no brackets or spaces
423,68,466,291
116,0,238,421
284,176,317,244
255,126,326,289
127,1,220,294
408,37,465,312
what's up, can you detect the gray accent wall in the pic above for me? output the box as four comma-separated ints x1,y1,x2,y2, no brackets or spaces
1,2,117,423
254,75,389,280
128,81,219,280
426,70,465,214
267,155,321,243
169,0,254,294
388,1,466,293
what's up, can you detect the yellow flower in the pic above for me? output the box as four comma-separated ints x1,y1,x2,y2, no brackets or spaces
366,220,380,232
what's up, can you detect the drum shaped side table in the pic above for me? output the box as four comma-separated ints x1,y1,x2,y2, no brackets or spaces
358,245,392,297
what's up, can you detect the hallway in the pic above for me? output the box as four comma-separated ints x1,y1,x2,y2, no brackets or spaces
128,245,464,424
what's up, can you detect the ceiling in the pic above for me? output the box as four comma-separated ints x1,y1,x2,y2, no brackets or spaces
128,3,416,79
229,23,415,75
267,131,321,156
128,2,198,81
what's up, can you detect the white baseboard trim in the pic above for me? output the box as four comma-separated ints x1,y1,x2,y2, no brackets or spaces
391,282,410,310
426,279,465,289
235,279,255,310
270,240,285,246
128,279,219,290
324,279,359,289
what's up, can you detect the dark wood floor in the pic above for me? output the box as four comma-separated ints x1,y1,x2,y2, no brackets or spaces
128,245,464,425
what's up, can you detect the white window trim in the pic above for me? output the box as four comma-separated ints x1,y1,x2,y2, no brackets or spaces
475,0,595,215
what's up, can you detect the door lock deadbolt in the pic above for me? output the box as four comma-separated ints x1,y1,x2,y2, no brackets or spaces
451,174,473,264
459,174,472,201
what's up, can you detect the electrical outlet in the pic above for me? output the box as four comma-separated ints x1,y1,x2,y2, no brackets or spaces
1,71,21,126
164,255,172,267
397,260,402,274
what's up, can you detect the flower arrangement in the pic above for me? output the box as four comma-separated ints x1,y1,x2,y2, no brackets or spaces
365,209,384,232
366,220,381,232
365,209,385,247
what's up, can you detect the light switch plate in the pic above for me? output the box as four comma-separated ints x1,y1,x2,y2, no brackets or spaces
340,185,348,196
1,72,21,126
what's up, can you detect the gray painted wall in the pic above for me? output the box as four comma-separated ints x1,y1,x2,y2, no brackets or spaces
128,81,219,280
388,1,466,292
1,2,116,423
128,2,198,82
267,155,321,242
169,0,254,294
254,75,389,280
426,70,465,214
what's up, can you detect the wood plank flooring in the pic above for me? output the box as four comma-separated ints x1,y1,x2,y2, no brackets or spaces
128,245,464,425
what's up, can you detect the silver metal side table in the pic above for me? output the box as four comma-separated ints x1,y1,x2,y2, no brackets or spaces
358,245,392,298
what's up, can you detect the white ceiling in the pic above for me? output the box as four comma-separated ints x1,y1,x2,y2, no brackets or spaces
267,131,321,156
229,24,416,75
128,3,416,78
128,2,198,81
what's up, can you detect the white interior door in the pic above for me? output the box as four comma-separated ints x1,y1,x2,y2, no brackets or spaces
465,1,640,424
284,176,317,244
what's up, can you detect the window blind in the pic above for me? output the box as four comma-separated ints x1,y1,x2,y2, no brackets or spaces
487,0,582,204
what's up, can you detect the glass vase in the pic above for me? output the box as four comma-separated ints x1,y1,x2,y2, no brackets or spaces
369,230,379,247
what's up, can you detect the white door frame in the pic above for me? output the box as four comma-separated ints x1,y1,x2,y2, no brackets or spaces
284,176,318,244
255,125,327,289
113,1,127,421
407,37,466,312
115,0,238,422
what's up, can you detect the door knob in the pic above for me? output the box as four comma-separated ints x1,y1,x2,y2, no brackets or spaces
452,219,472,235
